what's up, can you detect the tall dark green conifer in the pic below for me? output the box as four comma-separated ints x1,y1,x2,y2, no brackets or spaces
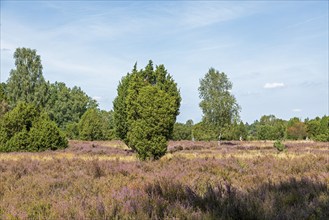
113,64,136,140
113,61,181,160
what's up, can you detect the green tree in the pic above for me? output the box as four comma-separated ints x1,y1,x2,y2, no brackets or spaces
28,114,68,151
0,102,67,152
45,82,97,130
306,119,321,138
307,116,329,141
0,102,39,147
113,66,134,141
6,48,48,108
99,110,117,140
319,116,329,138
245,121,258,140
78,108,105,141
0,83,5,101
127,86,178,159
256,115,286,140
172,120,193,141
198,68,240,134
286,117,307,140
113,61,181,160
192,122,218,141
65,122,79,140
222,121,247,140
0,83,9,117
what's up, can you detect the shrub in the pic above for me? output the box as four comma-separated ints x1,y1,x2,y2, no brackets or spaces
4,128,30,152
274,140,286,152
29,116,68,151
314,133,329,142
128,121,168,160
78,109,116,141
65,122,79,140
192,122,218,141
78,109,105,141
0,102,67,152
127,86,176,160
172,122,192,141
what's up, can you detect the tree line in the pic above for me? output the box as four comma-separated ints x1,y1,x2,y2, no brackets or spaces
172,115,329,142
0,48,328,159
0,48,115,152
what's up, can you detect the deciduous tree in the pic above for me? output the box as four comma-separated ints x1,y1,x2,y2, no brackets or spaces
286,117,307,140
45,82,97,130
198,68,240,133
6,48,48,108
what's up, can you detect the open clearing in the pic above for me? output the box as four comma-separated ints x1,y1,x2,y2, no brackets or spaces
1,141,328,219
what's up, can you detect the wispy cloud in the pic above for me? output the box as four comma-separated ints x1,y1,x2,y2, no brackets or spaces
179,2,256,29
292,109,302,112
283,15,327,31
264,82,285,89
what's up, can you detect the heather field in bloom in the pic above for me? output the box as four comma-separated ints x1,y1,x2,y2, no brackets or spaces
0,141,328,219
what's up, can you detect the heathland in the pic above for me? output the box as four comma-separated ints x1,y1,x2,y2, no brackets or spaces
0,140,328,219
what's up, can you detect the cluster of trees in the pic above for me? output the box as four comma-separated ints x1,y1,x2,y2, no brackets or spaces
247,115,328,141
0,48,115,152
172,68,246,141
1,47,328,159
1,48,181,159
170,69,328,142
172,115,329,142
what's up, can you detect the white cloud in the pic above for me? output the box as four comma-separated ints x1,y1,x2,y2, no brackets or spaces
264,82,285,89
292,109,302,112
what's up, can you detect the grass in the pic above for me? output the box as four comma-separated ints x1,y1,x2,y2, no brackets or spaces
0,140,328,219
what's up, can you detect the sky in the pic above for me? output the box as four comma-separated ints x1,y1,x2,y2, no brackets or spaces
1,1,328,124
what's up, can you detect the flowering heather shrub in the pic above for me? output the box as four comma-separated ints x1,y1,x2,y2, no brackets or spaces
0,140,328,219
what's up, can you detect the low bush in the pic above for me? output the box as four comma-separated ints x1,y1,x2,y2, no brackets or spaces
314,133,329,142
78,109,105,141
29,116,67,151
0,102,67,152
273,140,286,152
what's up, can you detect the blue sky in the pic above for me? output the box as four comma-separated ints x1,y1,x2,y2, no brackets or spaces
1,1,328,123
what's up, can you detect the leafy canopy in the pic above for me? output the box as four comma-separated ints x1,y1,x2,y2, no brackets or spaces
78,108,114,141
6,48,48,108
199,68,240,132
45,82,97,130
